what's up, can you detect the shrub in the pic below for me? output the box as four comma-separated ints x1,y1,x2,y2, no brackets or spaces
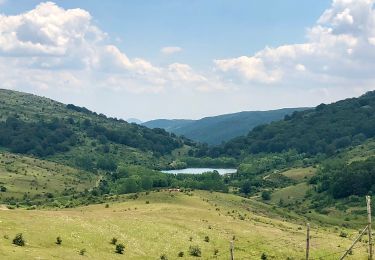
261,191,271,201
56,236,62,245
12,233,25,246
189,245,202,257
340,231,348,238
178,251,184,257
111,237,118,245
79,249,86,255
261,252,268,260
160,254,168,260
105,204,109,208
214,248,219,255
115,243,125,254
204,236,210,242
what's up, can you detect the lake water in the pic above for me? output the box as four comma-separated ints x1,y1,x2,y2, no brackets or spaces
161,168,237,175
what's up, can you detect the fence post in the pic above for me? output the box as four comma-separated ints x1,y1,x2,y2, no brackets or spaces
230,240,234,260
306,223,310,260
367,196,373,260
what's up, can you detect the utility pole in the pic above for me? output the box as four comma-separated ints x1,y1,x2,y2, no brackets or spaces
230,240,234,260
306,223,310,260
367,195,373,260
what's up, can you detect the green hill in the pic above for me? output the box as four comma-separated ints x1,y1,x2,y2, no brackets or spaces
143,108,306,145
0,89,193,170
200,91,375,157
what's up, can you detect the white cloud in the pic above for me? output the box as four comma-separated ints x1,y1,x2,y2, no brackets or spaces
160,46,183,55
0,2,211,94
215,0,375,88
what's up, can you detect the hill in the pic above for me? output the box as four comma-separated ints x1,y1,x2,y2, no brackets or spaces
199,90,375,157
143,108,306,145
0,190,367,259
0,89,193,170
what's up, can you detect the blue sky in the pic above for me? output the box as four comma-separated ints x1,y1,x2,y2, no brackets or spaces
1,0,330,69
0,0,374,121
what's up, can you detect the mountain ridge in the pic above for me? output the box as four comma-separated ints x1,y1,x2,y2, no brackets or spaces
143,108,308,145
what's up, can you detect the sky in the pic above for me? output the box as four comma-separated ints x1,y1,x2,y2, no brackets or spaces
0,0,374,121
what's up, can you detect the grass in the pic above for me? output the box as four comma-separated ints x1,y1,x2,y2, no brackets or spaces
0,190,369,259
0,152,98,201
280,167,316,182
270,182,310,204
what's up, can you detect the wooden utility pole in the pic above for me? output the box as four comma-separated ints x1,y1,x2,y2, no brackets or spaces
230,240,234,260
339,225,368,260
367,195,373,260
306,223,310,260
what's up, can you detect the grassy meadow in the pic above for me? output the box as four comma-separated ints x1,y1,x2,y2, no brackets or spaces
0,190,370,259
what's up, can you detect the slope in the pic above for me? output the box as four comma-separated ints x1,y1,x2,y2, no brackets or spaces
143,108,306,145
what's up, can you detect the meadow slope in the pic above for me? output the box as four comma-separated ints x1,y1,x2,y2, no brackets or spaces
0,191,369,259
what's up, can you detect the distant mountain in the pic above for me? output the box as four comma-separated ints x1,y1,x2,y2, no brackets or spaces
127,118,143,124
143,108,307,145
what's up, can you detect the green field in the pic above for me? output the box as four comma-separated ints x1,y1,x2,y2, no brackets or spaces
0,191,369,259
0,152,98,200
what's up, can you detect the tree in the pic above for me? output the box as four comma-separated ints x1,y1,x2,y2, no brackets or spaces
241,181,252,195
261,191,271,201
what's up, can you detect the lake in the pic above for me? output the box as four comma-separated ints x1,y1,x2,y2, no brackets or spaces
161,168,237,175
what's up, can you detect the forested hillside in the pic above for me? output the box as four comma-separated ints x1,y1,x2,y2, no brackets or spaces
143,108,305,145
0,89,193,170
198,91,375,158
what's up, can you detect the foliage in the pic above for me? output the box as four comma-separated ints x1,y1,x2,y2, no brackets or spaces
56,236,62,245
115,243,125,254
12,233,25,246
261,191,271,201
311,157,375,198
0,116,75,157
199,91,375,157
189,245,202,257
110,237,117,245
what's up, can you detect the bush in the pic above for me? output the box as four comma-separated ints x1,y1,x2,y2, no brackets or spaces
214,248,219,255
261,191,271,201
115,243,125,254
79,249,86,255
111,237,118,245
178,251,184,257
56,236,62,245
340,231,348,238
204,235,210,242
12,233,25,246
160,254,168,260
189,245,202,257
261,252,268,260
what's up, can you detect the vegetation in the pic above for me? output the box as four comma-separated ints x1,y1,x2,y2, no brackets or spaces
12,233,25,246
198,91,375,157
115,243,125,254
143,108,306,145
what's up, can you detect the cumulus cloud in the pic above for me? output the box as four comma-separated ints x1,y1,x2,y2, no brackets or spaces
160,46,183,55
214,0,375,88
0,2,210,93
